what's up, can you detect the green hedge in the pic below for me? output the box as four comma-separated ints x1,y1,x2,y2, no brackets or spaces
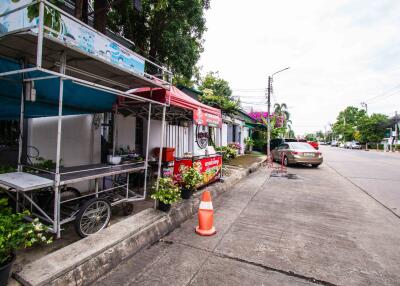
366,143,400,150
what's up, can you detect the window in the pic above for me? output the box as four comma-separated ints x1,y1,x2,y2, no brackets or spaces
278,144,289,150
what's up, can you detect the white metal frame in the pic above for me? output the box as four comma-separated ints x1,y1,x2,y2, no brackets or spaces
0,0,170,238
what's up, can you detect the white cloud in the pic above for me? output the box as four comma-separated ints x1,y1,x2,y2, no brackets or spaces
199,0,400,134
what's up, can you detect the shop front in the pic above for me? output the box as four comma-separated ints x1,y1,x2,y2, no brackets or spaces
122,86,223,188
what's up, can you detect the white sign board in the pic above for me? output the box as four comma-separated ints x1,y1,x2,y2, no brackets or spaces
0,1,145,75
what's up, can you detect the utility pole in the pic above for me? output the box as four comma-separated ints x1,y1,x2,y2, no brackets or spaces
266,67,290,156
266,76,272,156
361,102,368,114
343,116,346,142
394,111,398,150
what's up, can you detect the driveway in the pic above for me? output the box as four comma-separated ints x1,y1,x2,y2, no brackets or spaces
96,153,400,286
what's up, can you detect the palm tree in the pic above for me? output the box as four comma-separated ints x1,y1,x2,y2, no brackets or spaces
273,103,290,122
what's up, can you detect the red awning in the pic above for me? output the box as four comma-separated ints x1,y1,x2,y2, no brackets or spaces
129,86,222,127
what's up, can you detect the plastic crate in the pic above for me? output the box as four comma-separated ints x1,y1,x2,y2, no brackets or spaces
153,147,175,162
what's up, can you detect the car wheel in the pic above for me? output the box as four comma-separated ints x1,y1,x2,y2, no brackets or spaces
283,156,289,166
311,164,320,168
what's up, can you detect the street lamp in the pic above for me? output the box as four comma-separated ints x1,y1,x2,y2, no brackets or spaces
266,67,290,156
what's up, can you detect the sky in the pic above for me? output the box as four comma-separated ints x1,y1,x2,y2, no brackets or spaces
199,0,400,135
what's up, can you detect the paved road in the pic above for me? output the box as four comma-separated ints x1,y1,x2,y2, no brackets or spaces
322,146,400,217
96,153,400,286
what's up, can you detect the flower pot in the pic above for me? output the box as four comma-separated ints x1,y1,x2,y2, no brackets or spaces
157,201,171,212
0,253,15,286
181,188,193,199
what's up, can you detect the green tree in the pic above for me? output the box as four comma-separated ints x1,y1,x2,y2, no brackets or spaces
198,72,240,116
315,130,324,140
273,103,290,123
358,113,389,143
332,106,367,141
108,0,209,80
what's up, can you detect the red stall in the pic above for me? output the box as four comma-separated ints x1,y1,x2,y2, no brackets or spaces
122,86,223,187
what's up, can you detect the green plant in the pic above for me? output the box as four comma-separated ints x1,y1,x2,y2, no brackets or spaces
0,198,52,266
216,146,237,161
181,167,204,191
0,166,15,174
150,178,181,205
244,137,254,146
31,157,60,171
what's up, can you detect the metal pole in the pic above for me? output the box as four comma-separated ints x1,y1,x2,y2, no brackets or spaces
54,51,66,238
395,111,398,147
112,104,118,156
36,0,45,67
17,62,26,172
266,76,271,156
343,116,346,142
156,105,167,190
143,102,152,199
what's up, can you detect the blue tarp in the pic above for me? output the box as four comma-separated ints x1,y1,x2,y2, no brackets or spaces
0,57,117,119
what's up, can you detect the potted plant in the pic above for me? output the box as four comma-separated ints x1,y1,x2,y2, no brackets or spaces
151,178,181,212
180,167,204,199
244,137,254,153
0,198,52,286
228,142,241,155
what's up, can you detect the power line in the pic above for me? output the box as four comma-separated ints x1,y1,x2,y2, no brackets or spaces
232,88,265,91
365,84,400,103
370,89,400,103
232,90,266,93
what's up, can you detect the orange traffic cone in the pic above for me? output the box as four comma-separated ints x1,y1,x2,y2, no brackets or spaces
195,190,216,236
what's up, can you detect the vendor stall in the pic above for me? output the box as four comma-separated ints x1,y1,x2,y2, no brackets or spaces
0,0,172,238
119,86,223,188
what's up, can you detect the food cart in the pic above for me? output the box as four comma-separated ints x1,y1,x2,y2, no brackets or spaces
119,86,223,187
0,0,172,238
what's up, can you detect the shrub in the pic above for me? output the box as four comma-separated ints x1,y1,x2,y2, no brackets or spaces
228,142,241,150
244,137,254,146
216,146,237,161
0,198,52,266
181,167,204,191
150,178,181,205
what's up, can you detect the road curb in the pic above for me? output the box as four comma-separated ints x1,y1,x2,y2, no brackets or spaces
14,158,266,286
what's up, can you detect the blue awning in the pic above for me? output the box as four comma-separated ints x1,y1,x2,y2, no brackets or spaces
0,57,117,119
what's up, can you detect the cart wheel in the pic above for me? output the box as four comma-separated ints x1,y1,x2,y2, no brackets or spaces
74,198,111,238
122,202,134,216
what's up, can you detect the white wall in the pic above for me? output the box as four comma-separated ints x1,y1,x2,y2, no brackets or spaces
28,114,101,167
116,114,136,151
221,123,228,146
143,119,164,160
28,114,101,192
165,124,190,157
239,125,244,155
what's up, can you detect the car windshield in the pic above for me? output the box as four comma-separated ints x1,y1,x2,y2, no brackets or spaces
289,142,315,150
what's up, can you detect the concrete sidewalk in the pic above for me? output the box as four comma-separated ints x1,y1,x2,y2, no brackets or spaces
96,163,400,286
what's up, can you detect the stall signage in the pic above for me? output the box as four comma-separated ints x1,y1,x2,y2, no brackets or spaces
174,155,222,186
194,107,222,128
196,125,209,149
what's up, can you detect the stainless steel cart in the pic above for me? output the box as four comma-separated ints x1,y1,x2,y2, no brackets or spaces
0,162,148,237
0,0,172,238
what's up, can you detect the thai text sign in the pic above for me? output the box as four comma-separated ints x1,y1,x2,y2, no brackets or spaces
193,107,222,128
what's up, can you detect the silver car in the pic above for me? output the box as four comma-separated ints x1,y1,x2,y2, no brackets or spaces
350,141,362,149
272,142,323,168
